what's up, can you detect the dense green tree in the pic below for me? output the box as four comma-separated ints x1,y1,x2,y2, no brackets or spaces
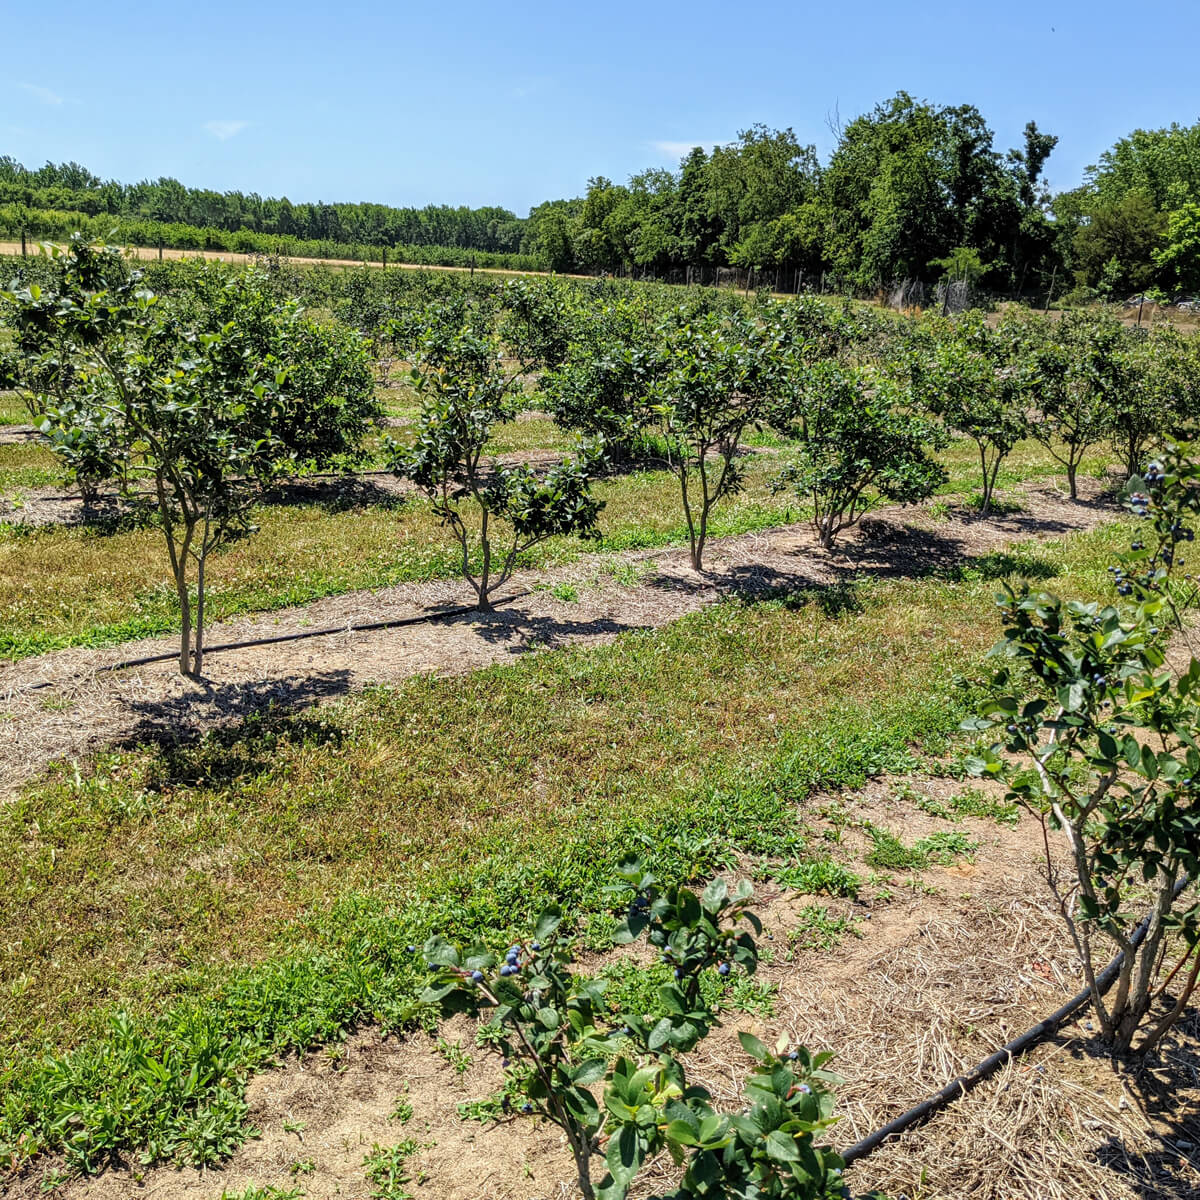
705,125,819,268
1154,201,1200,294
1070,189,1166,296
818,93,1050,292
1087,121,1200,211
676,146,722,267
0,157,530,254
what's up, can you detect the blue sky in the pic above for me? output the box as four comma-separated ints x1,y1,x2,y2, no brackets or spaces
6,1,1198,214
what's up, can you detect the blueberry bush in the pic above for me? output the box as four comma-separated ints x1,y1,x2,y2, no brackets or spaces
648,312,780,570
421,858,850,1200
390,314,604,608
1027,309,1128,501
2,238,289,676
770,361,946,549
901,312,1031,517
967,444,1200,1051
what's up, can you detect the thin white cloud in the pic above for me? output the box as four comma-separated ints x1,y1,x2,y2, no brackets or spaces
204,119,249,141
18,82,63,106
650,139,726,159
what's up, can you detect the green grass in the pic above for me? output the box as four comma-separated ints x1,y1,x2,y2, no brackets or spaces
483,414,573,456
0,441,61,492
915,785,1019,826
218,1188,304,1200
363,1139,421,1200
0,460,802,660
787,905,863,952
936,435,1119,497
756,857,861,898
0,518,1132,1181
0,391,28,425
865,825,979,872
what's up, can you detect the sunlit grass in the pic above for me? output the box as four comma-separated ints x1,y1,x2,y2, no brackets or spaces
0,517,1132,1172
0,441,61,491
0,460,798,657
0,391,28,425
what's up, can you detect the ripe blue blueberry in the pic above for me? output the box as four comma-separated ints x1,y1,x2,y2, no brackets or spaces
718,962,731,976
470,970,484,983
500,964,516,977
406,945,416,954
531,942,541,951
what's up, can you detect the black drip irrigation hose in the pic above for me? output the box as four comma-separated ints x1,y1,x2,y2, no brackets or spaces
841,873,1192,1167
16,590,529,692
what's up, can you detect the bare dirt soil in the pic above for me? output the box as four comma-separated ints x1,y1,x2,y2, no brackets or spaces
0,242,576,281
24,777,1198,1200
0,480,1120,798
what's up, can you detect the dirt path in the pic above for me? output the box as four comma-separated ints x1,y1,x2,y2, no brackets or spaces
21,775,1197,1200
0,424,37,445
0,480,1121,797
0,241,581,280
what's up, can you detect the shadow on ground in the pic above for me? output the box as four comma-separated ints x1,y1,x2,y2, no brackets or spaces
640,519,1069,609
1089,1010,1200,1199
448,608,643,653
117,669,353,785
264,475,410,513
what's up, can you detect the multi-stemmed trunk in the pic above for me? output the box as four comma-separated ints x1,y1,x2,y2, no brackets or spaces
678,441,737,573
977,442,1005,517
156,473,214,678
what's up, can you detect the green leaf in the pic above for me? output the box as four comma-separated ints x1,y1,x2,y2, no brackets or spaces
738,1031,769,1061
606,1123,643,1186
665,1119,699,1146
648,1017,675,1051
765,1130,801,1162
422,936,460,968
572,1058,606,1086
701,878,728,910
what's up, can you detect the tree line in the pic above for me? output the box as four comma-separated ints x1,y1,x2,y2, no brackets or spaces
0,156,525,252
7,94,1200,298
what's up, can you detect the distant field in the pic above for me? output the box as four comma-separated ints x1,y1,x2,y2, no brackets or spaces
0,240,574,279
